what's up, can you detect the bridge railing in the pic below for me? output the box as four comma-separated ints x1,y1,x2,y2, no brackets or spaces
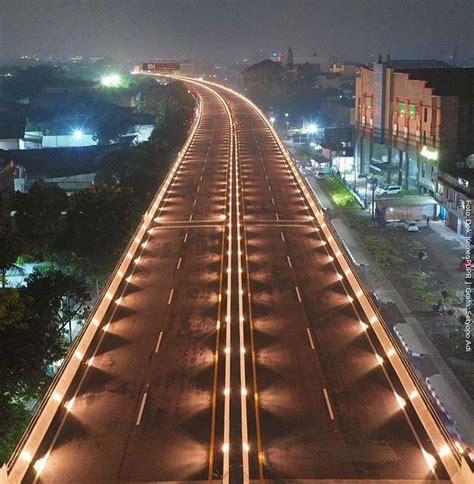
5,95,202,484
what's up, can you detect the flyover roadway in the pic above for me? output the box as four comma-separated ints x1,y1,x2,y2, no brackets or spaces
15,79,453,483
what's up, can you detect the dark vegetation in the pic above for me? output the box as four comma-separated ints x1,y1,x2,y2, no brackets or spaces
0,75,195,462
243,59,322,121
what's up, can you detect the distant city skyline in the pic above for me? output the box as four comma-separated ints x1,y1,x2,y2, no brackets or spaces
1,0,474,66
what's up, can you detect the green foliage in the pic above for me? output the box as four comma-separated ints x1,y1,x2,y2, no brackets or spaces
363,235,405,267
325,176,361,209
0,289,28,331
0,287,66,402
243,59,322,119
14,180,69,254
0,399,32,464
24,270,91,332
243,60,289,111
411,271,437,305
0,230,23,288
295,144,312,162
57,185,137,276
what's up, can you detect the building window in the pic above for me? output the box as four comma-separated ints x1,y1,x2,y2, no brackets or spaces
423,130,427,143
398,102,405,116
409,104,416,119
424,107,428,123
421,162,425,178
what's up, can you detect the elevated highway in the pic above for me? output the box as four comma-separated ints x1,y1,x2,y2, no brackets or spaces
4,78,473,483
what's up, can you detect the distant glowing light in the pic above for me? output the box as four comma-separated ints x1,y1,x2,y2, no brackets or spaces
101,73,121,87
73,129,83,140
420,145,438,161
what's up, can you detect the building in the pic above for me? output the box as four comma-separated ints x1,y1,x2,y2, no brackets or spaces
328,63,359,77
354,58,474,196
435,168,473,235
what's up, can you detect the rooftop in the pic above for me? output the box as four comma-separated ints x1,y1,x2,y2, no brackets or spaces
397,67,474,98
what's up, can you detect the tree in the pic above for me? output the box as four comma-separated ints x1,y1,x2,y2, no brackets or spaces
0,230,22,288
0,288,65,402
57,185,137,276
152,83,195,147
14,181,69,254
243,59,289,111
24,270,90,343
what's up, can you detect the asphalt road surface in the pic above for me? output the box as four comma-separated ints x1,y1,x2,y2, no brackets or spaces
23,80,449,483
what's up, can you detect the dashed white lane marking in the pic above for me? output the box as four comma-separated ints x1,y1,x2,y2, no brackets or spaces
168,288,175,305
176,257,182,270
280,232,285,242
323,388,335,420
275,213,280,221
189,214,193,221
183,232,188,243
193,199,197,206
295,286,302,303
271,198,275,205
286,255,292,268
267,185,271,192
306,328,315,350
136,392,148,425
155,331,164,353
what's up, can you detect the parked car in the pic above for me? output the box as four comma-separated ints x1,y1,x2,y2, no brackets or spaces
375,184,403,195
315,171,325,179
403,220,419,232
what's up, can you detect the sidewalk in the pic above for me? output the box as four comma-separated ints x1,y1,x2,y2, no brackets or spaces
307,174,474,449
429,220,466,249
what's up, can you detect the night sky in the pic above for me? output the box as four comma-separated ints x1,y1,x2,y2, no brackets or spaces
1,0,473,65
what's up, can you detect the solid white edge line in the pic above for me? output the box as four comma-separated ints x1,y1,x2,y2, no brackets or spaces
306,328,315,350
136,392,148,425
167,288,174,305
154,331,164,353
323,388,335,420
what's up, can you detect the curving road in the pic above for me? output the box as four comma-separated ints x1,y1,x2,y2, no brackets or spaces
20,80,449,483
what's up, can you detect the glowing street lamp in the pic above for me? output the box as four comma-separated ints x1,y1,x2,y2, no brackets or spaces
73,129,83,140
101,73,121,87
306,123,317,134
270,116,276,126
